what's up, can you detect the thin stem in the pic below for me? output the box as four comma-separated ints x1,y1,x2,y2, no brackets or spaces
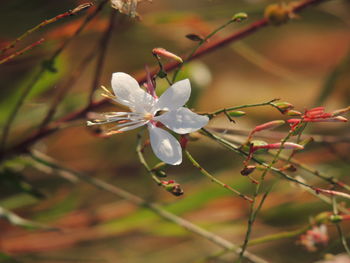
0,2,93,55
239,127,295,261
215,130,350,192
332,197,350,256
0,0,108,153
207,99,279,118
39,46,98,129
136,133,162,186
184,150,253,202
88,10,118,105
172,19,236,82
0,38,45,65
29,150,269,263
201,128,350,213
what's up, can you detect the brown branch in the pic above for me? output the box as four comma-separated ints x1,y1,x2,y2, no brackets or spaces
88,10,118,105
0,38,45,65
0,0,328,160
0,0,109,152
0,2,94,55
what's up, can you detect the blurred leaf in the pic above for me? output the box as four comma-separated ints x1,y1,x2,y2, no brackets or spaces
0,253,18,263
0,55,67,124
0,168,45,198
315,48,350,105
0,193,38,210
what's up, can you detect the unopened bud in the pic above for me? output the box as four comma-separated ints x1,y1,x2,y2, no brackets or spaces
162,180,184,196
241,165,256,176
287,110,302,116
185,33,204,42
152,48,183,63
272,101,294,113
253,120,285,133
264,3,291,26
228,111,246,117
252,142,304,151
232,12,248,22
332,106,350,116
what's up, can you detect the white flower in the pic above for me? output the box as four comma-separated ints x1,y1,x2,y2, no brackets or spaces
87,72,209,165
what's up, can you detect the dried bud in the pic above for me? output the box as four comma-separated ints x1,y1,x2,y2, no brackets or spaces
264,3,291,26
152,47,183,63
186,33,204,42
232,12,248,22
272,101,294,113
241,165,256,176
162,180,184,196
287,110,302,116
228,111,246,117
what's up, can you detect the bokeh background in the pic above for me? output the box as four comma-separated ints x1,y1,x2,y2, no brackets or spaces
0,0,350,262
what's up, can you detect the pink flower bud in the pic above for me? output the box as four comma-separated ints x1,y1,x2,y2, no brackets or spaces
152,48,183,63
252,142,304,151
253,120,285,133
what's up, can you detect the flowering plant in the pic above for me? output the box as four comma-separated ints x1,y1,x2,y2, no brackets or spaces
87,72,209,165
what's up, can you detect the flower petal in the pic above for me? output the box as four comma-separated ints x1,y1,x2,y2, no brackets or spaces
148,124,182,165
153,79,191,112
111,72,155,112
154,107,209,134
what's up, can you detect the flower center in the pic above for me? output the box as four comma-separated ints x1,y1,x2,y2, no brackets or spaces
143,112,153,121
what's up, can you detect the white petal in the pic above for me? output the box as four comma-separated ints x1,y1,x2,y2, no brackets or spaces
154,107,209,134
111,72,155,112
147,124,182,165
153,79,191,112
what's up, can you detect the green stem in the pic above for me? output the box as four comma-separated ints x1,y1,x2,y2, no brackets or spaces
172,18,237,82
207,99,279,118
184,150,252,202
136,133,162,186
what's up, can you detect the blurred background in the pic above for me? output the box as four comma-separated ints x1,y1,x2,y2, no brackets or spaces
0,0,350,262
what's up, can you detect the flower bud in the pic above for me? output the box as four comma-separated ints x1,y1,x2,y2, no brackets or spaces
253,120,285,133
240,165,256,176
252,142,304,151
287,110,302,116
272,101,294,113
185,33,204,42
232,12,248,22
152,48,183,63
228,111,246,117
332,106,350,116
162,180,184,196
330,215,343,223
264,4,291,26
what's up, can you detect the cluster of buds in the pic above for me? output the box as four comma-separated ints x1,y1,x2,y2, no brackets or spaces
161,180,184,196
287,106,349,131
299,224,329,252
